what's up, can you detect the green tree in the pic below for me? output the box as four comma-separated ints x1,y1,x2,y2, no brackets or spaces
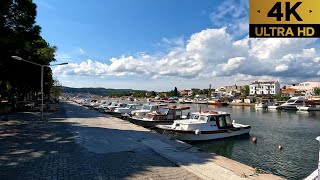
150,91,157,97
0,0,57,102
173,87,178,97
50,78,62,97
241,85,250,96
314,87,320,95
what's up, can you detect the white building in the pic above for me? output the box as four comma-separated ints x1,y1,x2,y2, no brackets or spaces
249,81,280,95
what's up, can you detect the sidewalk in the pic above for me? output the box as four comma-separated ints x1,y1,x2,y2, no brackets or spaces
0,101,283,179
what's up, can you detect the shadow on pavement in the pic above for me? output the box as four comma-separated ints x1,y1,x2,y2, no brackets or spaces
0,102,205,179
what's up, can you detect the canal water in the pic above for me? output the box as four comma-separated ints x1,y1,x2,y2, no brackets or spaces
185,104,320,180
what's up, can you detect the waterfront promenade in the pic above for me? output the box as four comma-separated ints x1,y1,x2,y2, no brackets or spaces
0,101,282,180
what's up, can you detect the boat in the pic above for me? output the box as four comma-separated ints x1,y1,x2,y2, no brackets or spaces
104,102,127,113
267,102,280,110
280,96,305,110
297,104,320,111
130,104,165,117
157,111,251,141
130,106,190,128
111,104,143,117
255,99,270,109
207,99,221,106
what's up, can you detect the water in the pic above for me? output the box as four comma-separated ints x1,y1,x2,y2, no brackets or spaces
186,104,320,180
101,99,319,179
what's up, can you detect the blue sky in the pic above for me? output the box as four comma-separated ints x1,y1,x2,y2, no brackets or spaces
34,0,320,91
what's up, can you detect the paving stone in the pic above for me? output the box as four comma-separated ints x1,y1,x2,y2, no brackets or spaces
0,102,200,180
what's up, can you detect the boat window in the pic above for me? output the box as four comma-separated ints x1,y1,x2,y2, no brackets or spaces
142,105,151,110
125,105,131,108
218,116,227,128
158,108,169,114
295,100,304,104
199,116,208,122
191,114,199,119
209,116,216,122
175,110,182,116
225,115,232,126
287,100,295,103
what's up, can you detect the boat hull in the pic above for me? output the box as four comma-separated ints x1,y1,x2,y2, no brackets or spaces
297,106,320,111
130,117,173,128
161,127,250,141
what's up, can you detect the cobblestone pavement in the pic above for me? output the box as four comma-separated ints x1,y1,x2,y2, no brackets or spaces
0,102,200,180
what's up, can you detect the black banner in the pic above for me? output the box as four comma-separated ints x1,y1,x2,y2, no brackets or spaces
249,24,320,38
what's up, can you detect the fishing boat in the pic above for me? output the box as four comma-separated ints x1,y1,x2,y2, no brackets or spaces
157,111,250,141
280,96,305,110
207,99,221,106
255,99,270,109
104,102,127,113
130,106,190,128
111,104,143,117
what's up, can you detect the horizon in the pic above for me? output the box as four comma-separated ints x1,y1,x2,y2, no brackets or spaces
34,0,320,91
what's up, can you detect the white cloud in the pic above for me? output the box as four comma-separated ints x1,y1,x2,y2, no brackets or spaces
275,64,288,72
53,28,320,84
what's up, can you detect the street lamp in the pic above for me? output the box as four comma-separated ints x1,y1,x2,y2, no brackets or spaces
11,56,68,121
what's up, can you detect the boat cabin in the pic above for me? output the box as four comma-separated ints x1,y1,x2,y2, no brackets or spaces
145,106,190,121
188,112,234,129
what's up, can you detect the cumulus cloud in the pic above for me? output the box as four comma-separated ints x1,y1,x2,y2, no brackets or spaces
275,64,288,72
53,28,320,82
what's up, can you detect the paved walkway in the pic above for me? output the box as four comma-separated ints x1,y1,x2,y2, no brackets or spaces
0,101,283,180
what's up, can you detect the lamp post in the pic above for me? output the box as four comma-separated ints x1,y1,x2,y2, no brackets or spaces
11,56,68,121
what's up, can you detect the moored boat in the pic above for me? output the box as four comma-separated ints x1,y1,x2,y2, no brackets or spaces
157,111,250,141
207,99,221,106
112,104,142,117
130,106,190,128
297,104,320,111
280,96,305,110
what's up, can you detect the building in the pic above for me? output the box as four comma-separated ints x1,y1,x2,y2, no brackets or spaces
178,89,192,97
224,85,242,93
249,81,280,95
286,81,320,91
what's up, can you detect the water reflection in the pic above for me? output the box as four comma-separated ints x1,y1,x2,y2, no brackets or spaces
177,104,319,180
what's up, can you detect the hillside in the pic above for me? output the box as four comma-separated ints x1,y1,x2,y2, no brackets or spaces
61,86,139,96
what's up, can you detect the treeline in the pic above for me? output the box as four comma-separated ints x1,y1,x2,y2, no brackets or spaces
62,86,134,96
0,0,56,102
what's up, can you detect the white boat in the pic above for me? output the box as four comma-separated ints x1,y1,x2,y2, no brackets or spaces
255,99,270,109
297,105,320,111
112,104,143,117
130,106,190,128
104,102,127,113
157,111,251,141
268,102,280,110
280,96,305,110
130,104,165,117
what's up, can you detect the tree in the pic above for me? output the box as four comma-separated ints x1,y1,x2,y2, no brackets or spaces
0,0,57,102
241,85,250,96
150,91,157,97
173,87,178,97
50,78,62,97
314,87,320,95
